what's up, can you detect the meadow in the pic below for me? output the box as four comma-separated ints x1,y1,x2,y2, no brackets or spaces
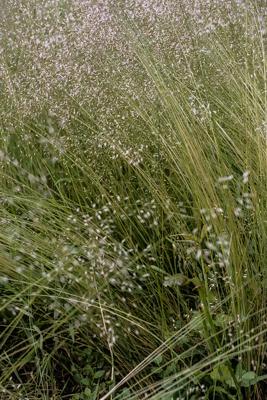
0,1,266,399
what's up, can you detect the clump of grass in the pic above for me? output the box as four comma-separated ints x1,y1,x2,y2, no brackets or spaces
0,1,266,399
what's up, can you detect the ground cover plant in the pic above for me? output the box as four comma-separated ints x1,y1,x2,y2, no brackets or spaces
0,0,266,399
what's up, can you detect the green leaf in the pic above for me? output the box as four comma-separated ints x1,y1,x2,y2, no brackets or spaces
71,395,80,400
73,373,83,384
241,371,259,387
83,387,91,398
214,313,233,327
225,377,235,388
210,364,232,383
163,362,178,377
80,377,91,386
93,370,105,379
83,364,94,374
235,362,246,381
151,366,163,375
117,388,131,399
242,371,257,381
153,354,163,366
254,374,267,384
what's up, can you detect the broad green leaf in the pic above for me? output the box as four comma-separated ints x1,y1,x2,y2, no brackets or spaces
84,387,92,399
80,377,91,386
210,364,232,383
241,371,258,387
242,371,257,380
93,370,105,379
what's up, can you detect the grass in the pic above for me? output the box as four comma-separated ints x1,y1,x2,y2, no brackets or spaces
0,1,266,399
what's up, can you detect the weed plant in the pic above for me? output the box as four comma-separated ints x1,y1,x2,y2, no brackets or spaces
0,1,266,399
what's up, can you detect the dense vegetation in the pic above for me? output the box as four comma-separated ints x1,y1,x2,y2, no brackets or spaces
0,1,266,399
